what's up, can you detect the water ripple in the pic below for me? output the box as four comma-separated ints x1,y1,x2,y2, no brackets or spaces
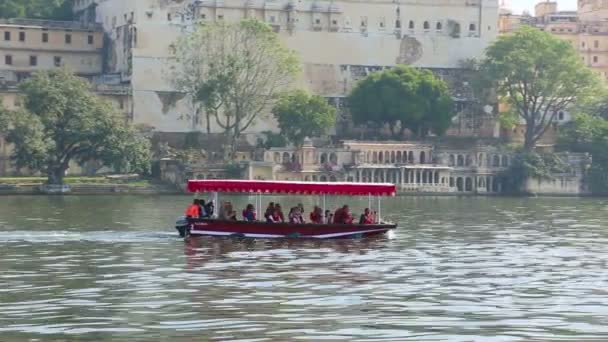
1,196,608,341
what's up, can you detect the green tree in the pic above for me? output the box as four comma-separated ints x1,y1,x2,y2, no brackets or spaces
1,70,151,185
479,26,600,150
348,65,454,138
272,90,337,148
256,131,288,149
559,108,608,193
0,0,73,20
169,19,299,160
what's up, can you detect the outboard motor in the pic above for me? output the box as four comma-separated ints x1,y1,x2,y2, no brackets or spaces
175,216,191,238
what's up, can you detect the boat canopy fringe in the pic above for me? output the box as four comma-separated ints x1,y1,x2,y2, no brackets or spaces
187,180,396,196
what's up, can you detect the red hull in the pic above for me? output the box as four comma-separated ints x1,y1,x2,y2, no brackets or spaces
186,219,397,239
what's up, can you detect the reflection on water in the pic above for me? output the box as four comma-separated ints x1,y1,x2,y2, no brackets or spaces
1,196,608,341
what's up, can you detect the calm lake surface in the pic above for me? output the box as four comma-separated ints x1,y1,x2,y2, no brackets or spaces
1,195,608,341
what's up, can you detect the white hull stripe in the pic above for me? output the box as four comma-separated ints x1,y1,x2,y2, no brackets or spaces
189,228,389,239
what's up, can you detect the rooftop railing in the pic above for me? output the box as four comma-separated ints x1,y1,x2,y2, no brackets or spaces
0,18,102,31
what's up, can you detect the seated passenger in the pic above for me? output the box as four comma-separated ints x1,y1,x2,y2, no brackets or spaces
226,202,237,221
309,206,323,224
334,205,353,224
199,199,207,217
324,210,331,224
204,200,215,218
274,204,285,223
185,199,200,218
289,207,304,224
243,204,256,222
359,208,374,225
264,202,275,223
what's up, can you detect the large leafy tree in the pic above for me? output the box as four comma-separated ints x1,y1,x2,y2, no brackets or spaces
0,0,73,20
348,65,454,138
479,26,600,150
169,19,299,160
0,70,151,185
272,90,337,148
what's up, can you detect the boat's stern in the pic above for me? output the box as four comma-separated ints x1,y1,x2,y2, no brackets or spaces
175,216,191,238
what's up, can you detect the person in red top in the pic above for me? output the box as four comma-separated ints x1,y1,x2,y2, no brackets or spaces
274,204,285,223
359,208,374,224
185,199,200,218
309,206,323,224
333,205,353,224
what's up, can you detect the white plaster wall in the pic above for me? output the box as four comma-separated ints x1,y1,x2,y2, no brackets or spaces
525,176,582,194
95,0,499,133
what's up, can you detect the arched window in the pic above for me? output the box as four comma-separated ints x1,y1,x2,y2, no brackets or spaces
320,153,328,164
465,177,473,191
469,23,476,31
282,152,290,164
478,153,484,166
373,151,378,163
378,152,384,163
274,152,281,163
449,155,455,166
402,151,408,163
493,155,500,167
423,21,430,30
367,151,371,163
304,175,311,182
312,175,318,181
396,151,402,163
449,177,454,187
391,151,396,163
456,177,464,191
409,20,414,29
502,155,509,167
329,153,338,164
320,175,327,182
408,151,414,163
457,155,464,166
384,151,390,164
436,22,442,31
465,155,472,166
434,172,439,184
196,173,204,180
419,151,426,164
329,175,337,182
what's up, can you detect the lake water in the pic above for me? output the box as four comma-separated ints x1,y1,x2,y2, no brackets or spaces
1,195,608,341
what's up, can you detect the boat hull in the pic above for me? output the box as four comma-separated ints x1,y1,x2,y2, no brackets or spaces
176,219,396,239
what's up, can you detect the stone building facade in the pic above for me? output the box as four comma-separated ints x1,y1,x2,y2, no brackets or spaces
499,0,608,80
77,0,499,136
255,139,512,194
0,19,132,176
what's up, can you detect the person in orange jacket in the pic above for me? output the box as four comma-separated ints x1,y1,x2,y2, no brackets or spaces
185,199,200,218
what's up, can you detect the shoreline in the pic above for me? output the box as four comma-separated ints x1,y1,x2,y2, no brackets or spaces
0,184,596,197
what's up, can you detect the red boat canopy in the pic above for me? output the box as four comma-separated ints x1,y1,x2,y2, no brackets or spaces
187,180,396,196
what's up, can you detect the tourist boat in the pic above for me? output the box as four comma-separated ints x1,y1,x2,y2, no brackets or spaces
175,179,398,239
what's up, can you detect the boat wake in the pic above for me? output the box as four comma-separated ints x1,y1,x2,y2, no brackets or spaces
0,230,177,243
